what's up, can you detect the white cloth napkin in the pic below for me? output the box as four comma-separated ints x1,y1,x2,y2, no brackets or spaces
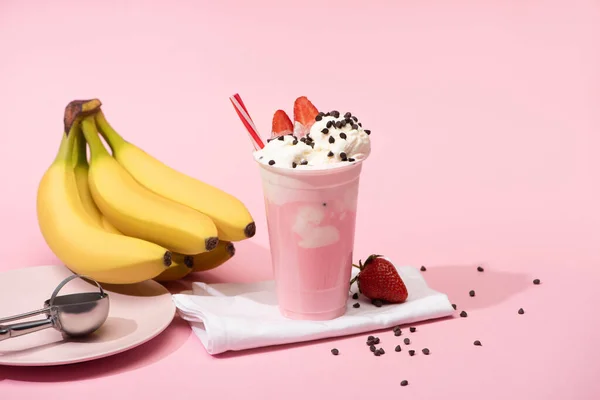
172,266,454,355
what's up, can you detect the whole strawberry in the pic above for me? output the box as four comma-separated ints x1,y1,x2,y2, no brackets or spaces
350,255,408,303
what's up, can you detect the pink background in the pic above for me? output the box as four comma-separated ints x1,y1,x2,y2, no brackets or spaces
1,0,599,398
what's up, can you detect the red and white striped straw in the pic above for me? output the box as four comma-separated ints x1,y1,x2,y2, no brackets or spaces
229,93,265,150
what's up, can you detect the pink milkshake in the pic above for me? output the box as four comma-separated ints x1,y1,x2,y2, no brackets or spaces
253,97,371,320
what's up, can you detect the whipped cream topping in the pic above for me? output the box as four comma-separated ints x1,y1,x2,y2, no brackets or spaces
254,111,371,169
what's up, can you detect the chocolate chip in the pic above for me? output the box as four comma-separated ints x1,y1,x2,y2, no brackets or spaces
329,136,335,144
322,128,329,134
326,121,333,128
317,112,325,117
352,293,359,299
352,124,358,130
404,338,410,345
352,116,358,122
344,112,352,118
348,158,355,162
328,151,334,157
368,335,374,340
400,380,409,386
325,112,331,117
345,118,353,125
292,139,298,145
300,137,306,143
420,266,426,271
339,132,347,140
518,308,525,314
395,345,401,352
370,344,376,352
533,279,541,285
353,302,360,308
267,138,273,143
422,348,430,355
301,160,308,165
335,121,343,128
474,340,482,346
315,115,323,121
372,299,383,307
379,348,385,355
340,152,347,161
409,327,416,333
268,160,275,165
452,304,457,310
460,311,468,317
277,135,284,141
394,330,401,337
469,290,475,297
408,350,415,356
477,266,484,272
331,348,339,355
374,350,381,356
365,129,371,135
331,111,340,118
358,122,362,127
292,162,297,168
373,337,380,344
393,326,401,332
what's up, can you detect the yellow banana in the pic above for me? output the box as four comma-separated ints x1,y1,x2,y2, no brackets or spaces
72,128,192,274
155,241,236,282
94,110,256,242
81,115,219,255
36,100,174,284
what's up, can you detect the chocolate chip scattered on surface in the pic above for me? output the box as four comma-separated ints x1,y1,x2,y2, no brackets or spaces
394,330,401,337
422,348,430,355
370,344,376,352
352,293,359,300
452,304,457,310
404,338,410,345
353,303,360,308
477,266,484,272
372,299,383,307
474,340,482,346
469,290,475,297
395,345,401,352
533,279,541,285
268,160,275,165
420,266,426,271
401,380,409,387
331,348,339,355
460,311,468,317
409,327,416,333
328,151,334,157
408,350,415,356
518,308,525,315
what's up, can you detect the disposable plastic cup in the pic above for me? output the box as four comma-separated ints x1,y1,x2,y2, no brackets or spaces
257,160,365,320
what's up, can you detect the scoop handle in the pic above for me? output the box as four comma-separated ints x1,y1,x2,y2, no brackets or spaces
0,317,55,342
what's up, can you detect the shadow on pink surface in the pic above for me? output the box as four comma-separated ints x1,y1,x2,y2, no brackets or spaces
0,315,192,382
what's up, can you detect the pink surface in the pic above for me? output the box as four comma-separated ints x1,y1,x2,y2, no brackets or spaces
0,0,599,398
260,162,362,320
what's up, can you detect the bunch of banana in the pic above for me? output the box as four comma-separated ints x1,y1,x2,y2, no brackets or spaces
36,99,252,284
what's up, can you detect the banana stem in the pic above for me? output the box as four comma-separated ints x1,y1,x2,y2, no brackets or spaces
95,110,126,152
81,115,111,160
55,119,82,165
73,125,88,167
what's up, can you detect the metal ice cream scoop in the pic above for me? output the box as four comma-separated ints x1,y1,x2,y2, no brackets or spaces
0,274,109,341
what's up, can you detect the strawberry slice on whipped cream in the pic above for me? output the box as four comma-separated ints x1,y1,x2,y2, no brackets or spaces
293,96,319,137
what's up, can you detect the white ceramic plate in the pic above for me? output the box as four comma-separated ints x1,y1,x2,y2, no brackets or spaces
0,264,175,366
